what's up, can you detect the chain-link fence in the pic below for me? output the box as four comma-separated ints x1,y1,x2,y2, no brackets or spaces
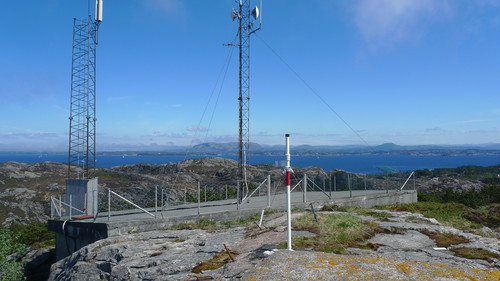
50,171,415,220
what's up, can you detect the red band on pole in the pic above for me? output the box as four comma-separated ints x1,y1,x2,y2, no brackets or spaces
286,171,291,186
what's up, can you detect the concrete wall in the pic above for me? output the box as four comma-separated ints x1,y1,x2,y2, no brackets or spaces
48,220,108,261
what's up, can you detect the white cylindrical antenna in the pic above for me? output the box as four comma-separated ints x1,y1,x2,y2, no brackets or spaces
95,0,103,22
285,133,293,251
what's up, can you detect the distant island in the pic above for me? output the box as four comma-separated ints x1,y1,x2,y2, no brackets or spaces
2,142,500,157
96,142,500,157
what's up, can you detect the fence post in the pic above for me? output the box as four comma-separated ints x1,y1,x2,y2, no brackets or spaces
237,180,240,210
303,174,307,203
108,188,111,221
267,175,271,207
334,175,337,192
184,187,187,204
161,188,164,208
364,175,367,190
50,196,53,219
413,172,416,190
225,184,228,200
155,186,158,218
197,181,201,215
204,185,207,202
348,174,352,198
84,193,87,215
59,195,62,217
329,175,332,198
69,194,72,218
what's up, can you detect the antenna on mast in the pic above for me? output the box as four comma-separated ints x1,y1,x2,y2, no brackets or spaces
95,0,103,22
227,0,263,202
65,0,104,221
67,0,103,179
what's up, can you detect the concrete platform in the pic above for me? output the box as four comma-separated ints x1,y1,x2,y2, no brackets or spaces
49,189,417,260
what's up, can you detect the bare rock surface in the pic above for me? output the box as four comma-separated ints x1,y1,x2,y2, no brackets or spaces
48,228,246,281
243,250,500,280
48,210,500,280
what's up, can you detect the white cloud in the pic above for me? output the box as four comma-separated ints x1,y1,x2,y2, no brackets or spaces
186,125,209,132
424,127,443,133
0,132,58,139
144,0,187,18
353,0,449,45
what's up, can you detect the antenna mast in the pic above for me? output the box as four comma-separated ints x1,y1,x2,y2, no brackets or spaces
230,0,261,200
67,0,103,179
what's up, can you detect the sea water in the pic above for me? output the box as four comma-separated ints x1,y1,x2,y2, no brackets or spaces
0,153,499,174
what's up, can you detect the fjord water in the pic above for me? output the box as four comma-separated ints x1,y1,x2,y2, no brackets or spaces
0,154,499,174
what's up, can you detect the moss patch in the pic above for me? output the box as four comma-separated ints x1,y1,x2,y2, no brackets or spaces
418,229,469,247
450,247,500,263
192,249,239,273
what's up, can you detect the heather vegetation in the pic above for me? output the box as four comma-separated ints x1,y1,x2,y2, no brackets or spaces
0,222,54,281
413,165,500,229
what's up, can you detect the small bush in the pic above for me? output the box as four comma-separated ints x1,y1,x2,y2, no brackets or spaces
0,228,26,281
9,222,55,249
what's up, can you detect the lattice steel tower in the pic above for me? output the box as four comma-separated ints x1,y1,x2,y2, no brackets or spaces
67,0,102,179
231,0,261,195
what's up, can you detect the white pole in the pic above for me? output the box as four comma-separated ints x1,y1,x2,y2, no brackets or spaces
108,188,111,221
197,181,201,215
155,186,158,218
285,134,293,251
303,174,307,203
267,174,271,207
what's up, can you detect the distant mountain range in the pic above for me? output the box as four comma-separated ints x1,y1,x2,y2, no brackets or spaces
97,142,500,156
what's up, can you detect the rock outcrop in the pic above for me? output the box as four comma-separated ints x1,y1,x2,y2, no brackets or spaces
48,210,500,280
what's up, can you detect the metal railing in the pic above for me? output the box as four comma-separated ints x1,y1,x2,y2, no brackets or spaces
49,171,415,222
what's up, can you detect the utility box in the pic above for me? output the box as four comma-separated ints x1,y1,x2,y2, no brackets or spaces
65,178,98,217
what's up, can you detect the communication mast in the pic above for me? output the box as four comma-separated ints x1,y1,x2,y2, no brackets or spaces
67,0,103,179
230,0,261,200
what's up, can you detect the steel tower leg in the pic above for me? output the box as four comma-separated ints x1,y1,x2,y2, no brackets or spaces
238,0,252,200
68,16,99,179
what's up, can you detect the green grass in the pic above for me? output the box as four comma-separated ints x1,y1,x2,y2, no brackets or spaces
323,204,393,220
278,213,379,254
375,202,482,229
170,219,218,231
170,211,274,231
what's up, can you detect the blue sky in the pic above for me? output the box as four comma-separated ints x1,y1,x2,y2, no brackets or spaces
1,0,500,152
